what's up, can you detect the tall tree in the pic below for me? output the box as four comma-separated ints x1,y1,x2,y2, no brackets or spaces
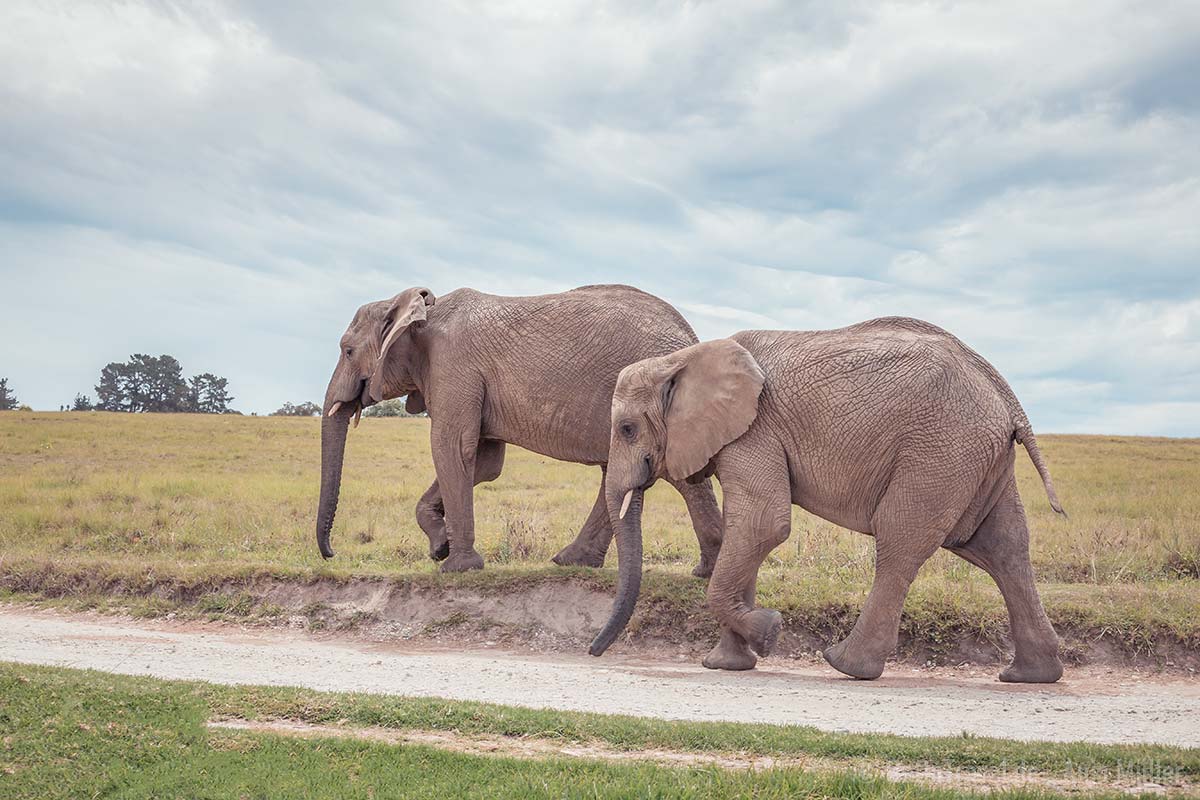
188,373,233,414
95,362,130,411
136,354,189,412
94,355,232,413
0,377,17,411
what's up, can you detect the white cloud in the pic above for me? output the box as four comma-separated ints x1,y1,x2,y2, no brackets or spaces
0,0,1196,435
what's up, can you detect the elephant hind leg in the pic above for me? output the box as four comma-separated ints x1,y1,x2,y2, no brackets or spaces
823,479,952,680
950,478,1063,683
551,470,612,568
670,477,723,578
415,481,449,561
823,544,932,680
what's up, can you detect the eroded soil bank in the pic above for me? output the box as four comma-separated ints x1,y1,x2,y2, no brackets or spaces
4,568,1196,672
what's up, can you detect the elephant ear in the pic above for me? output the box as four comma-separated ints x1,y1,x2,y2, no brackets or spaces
369,287,435,402
663,339,765,482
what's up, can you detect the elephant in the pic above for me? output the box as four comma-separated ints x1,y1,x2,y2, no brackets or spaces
590,316,1067,684
316,284,724,575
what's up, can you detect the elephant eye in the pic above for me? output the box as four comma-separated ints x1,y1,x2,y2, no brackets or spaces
619,421,636,440
345,348,354,358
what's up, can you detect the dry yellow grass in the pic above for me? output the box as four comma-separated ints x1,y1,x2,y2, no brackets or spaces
1,411,1196,580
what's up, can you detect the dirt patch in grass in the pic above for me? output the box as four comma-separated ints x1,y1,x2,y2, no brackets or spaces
208,718,1195,796
3,562,1197,672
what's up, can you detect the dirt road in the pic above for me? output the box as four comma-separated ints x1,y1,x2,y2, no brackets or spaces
2,607,1196,747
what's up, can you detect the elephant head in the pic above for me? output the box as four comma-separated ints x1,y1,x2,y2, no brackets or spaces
589,338,765,655
316,287,434,559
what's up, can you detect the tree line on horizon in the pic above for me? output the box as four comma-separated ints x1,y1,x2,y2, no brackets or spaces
78,354,236,414
1,356,236,415
3,365,424,418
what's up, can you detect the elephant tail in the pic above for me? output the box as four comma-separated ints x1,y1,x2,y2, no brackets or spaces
1014,423,1067,518
957,337,1067,517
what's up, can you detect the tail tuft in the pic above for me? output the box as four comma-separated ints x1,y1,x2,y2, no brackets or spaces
1017,425,1067,517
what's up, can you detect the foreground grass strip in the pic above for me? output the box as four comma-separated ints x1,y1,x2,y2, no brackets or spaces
0,664,1046,800
2,662,1196,800
206,718,1194,797
193,675,1200,781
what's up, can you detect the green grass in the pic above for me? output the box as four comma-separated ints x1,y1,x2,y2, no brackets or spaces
1,412,1198,659
1,663,1195,799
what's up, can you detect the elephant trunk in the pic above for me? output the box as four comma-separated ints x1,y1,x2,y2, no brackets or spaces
589,486,644,656
316,396,353,559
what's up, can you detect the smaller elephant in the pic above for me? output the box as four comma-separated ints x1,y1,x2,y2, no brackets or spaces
591,317,1066,684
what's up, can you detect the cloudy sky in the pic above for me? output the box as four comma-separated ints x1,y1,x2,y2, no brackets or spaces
1,1,1197,434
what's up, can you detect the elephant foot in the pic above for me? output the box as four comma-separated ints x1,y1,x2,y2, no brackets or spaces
691,556,716,579
999,656,1063,684
428,537,450,562
551,541,606,569
822,638,885,680
440,550,485,573
702,633,757,671
743,608,783,657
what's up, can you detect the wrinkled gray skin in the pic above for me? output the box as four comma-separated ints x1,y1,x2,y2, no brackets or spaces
593,317,1066,684
317,284,723,575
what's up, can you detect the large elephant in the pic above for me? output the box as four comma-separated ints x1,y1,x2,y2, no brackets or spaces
591,317,1067,684
316,284,723,575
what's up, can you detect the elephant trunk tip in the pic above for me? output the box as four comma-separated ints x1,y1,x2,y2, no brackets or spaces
589,487,644,658
317,400,351,563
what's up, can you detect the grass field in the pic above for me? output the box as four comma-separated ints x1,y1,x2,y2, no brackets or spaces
0,412,1198,658
2,662,1196,799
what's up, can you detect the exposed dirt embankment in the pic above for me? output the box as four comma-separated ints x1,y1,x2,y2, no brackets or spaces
2,565,1197,672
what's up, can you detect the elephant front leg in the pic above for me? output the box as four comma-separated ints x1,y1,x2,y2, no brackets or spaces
702,454,792,670
414,441,505,563
430,420,485,573
552,471,611,568
702,586,758,671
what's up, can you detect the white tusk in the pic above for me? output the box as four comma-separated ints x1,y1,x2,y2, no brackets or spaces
352,406,362,428
618,490,634,520
327,401,343,417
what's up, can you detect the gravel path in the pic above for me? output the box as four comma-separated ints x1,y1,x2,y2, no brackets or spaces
2,608,1196,746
